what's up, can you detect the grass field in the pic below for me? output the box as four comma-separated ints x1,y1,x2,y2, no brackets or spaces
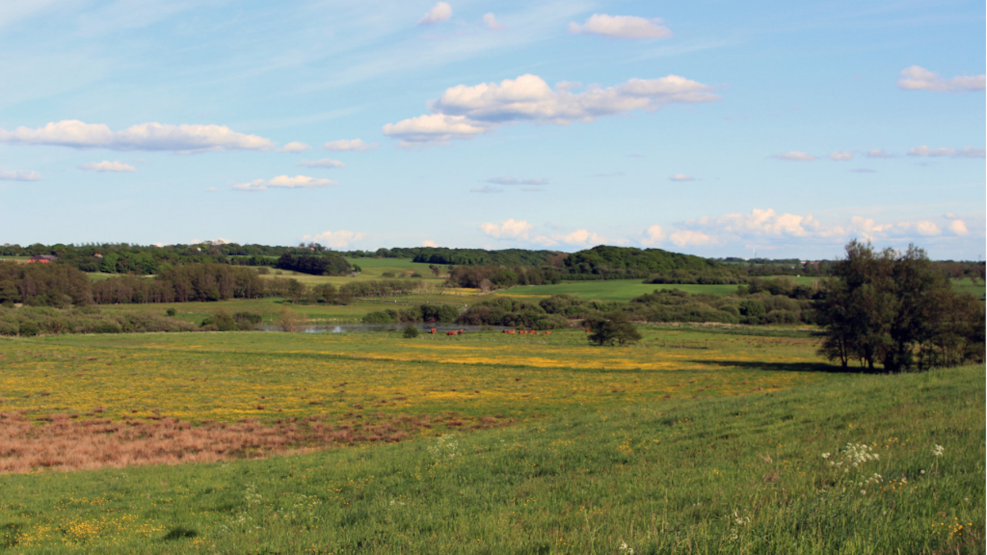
0,328,982,553
500,280,743,302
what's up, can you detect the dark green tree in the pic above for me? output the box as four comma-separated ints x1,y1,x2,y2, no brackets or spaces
586,312,642,346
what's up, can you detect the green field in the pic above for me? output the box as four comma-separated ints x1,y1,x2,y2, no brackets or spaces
500,280,743,302
0,328,982,553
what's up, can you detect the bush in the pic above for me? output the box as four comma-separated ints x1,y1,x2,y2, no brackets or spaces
402,324,420,338
166,307,177,317
18,321,39,337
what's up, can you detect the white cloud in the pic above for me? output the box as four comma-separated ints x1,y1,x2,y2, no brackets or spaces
280,141,312,153
948,219,969,236
422,240,438,247
669,173,693,181
913,220,942,236
479,218,533,239
568,14,672,39
670,230,716,247
323,139,377,151
908,145,986,158
866,149,895,159
385,73,717,145
641,224,666,246
301,230,366,249
557,229,606,246
829,151,853,161
0,120,276,152
470,186,502,194
483,13,503,30
297,158,346,169
0,169,41,181
233,175,339,191
486,176,548,185
418,2,452,25
773,151,816,161
383,114,491,146
897,66,986,92
78,160,135,172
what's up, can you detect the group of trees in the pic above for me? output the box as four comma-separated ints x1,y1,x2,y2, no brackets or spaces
816,241,984,372
275,252,351,276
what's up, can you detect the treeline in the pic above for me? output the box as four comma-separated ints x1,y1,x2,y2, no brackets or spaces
445,265,564,290
0,262,425,307
561,246,725,280
0,242,349,275
362,304,461,325
0,305,195,336
338,247,559,267
276,252,351,276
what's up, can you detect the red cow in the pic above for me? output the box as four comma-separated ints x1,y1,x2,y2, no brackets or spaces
545,331,552,335
446,331,456,336
457,329,464,335
430,328,437,334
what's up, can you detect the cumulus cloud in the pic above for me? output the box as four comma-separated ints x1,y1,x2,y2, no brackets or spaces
568,14,672,39
470,186,502,194
669,173,694,181
323,139,377,151
78,160,135,172
908,146,986,158
233,175,339,191
486,176,549,185
418,2,452,25
384,73,718,145
897,66,986,92
483,13,503,30
913,220,942,236
0,169,41,181
0,120,275,152
773,151,815,161
669,207,970,248
301,230,366,249
670,230,716,247
297,158,346,169
479,218,533,240
383,114,490,146
948,219,969,236
557,229,606,246
829,151,853,161
641,224,666,246
866,149,895,159
422,240,438,247
279,141,312,153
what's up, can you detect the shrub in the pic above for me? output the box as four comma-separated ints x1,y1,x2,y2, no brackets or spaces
402,324,420,338
18,321,39,337
166,307,177,317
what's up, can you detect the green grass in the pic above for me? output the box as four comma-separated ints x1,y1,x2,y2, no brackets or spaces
952,278,986,300
500,280,743,302
0,335,981,553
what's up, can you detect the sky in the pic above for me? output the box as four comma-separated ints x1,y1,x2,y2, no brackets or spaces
0,0,984,260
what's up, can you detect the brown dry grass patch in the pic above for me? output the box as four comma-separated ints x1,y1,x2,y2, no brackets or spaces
0,411,513,474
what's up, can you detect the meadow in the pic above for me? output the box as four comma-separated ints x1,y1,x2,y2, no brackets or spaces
0,327,983,553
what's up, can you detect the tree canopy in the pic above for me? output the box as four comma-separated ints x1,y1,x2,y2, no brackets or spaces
816,240,984,372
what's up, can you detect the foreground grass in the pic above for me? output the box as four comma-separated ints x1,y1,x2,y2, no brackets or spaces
0,364,982,553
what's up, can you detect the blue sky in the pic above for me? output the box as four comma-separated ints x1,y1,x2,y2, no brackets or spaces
0,0,983,259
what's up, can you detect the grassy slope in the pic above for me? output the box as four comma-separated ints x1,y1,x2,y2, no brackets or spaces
0,362,981,554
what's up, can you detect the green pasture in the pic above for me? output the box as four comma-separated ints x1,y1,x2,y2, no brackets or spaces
500,280,742,302
0,326,981,553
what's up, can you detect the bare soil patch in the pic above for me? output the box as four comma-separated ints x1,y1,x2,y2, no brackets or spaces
0,411,512,474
